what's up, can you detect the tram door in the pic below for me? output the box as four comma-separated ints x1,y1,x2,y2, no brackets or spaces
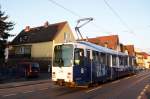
74,48,88,84
86,49,92,83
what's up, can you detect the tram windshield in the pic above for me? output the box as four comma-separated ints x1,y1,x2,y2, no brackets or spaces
53,44,73,67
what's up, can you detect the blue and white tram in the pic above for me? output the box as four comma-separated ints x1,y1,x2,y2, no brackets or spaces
52,41,134,87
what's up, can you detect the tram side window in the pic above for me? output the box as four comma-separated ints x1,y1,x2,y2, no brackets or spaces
112,55,117,66
124,57,128,66
100,53,106,65
107,54,111,66
129,57,132,66
119,57,124,65
93,51,99,66
74,48,84,66
86,50,90,62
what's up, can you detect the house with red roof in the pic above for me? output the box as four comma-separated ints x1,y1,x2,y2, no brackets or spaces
86,35,121,51
135,51,150,68
124,45,135,56
9,21,75,70
84,35,136,66
85,35,136,55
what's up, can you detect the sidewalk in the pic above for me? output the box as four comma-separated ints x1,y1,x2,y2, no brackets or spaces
0,79,51,89
0,72,52,89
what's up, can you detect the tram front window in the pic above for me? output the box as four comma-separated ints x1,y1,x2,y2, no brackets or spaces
53,44,73,67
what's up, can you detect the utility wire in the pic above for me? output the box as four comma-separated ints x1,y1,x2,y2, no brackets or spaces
91,23,112,35
48,0,81,18
47,0,110,35
47,0,143,50
103,0,135,35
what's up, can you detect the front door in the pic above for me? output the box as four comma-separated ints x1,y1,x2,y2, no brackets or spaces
73,48,88,85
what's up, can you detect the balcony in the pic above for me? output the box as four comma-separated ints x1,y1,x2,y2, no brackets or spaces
9,53,31,59
9,45,31,59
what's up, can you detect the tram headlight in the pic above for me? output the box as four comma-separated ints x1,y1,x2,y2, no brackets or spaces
52,72,56,78
68,72,71,75
67,72,72,81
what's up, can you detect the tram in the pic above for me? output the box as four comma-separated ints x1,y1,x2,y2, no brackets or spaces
52,41,135,87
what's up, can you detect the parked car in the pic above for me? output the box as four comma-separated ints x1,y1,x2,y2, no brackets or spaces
17,62,40,78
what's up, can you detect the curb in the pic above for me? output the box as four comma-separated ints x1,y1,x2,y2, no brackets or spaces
0,79,51,89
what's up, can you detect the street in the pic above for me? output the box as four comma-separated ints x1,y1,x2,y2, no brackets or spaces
0,71,150,99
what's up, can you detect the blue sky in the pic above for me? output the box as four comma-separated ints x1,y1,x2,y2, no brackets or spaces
0,0,150,52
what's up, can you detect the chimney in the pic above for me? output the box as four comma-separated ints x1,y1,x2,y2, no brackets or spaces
104,42,108,48
44,21,49,28
25,26,30,32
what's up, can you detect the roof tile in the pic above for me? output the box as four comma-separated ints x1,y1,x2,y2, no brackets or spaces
11,21,67,45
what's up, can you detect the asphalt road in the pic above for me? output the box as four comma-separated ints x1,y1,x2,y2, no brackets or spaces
0,70,150,99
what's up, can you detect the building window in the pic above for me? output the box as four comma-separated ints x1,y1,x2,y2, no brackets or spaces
20,47,25,54
19,35,28,43
23,35,28,41
64,32,68,43
15,45,31,55
19,37,23,42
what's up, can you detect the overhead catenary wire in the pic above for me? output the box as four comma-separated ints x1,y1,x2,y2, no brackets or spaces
91,23,112,35
48,0,81,18
47,0,110,36
47,0,149,53
103,0,135,35
103,0,150,44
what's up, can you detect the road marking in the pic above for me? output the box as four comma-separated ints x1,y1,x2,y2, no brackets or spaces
140,91,144,95
136,72,149,78
136,75,144,78
145,84,149,89
23,90,34,94
111,80,120,84
86,86,102,93
125,77,130,80
143,88,146,92
50,85,58,89
134,75,137,77
133,75,150,87
137,95,142,99
3,93,16,97
137,84,149,99
38,88,48,91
